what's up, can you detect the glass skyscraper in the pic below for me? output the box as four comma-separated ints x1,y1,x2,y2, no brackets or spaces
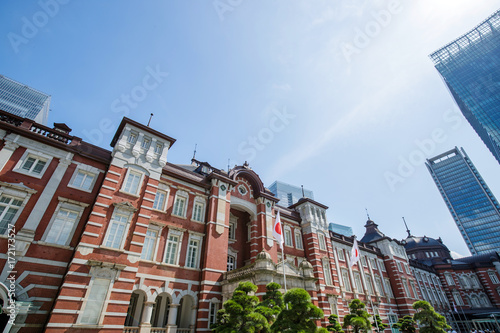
268,181,314,207
0,74,51,125
430,10,500,165
426,147,500,255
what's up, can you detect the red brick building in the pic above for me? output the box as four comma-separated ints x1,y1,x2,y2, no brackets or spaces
0,112,499,333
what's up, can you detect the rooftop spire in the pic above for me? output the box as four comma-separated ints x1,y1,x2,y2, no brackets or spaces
365,208,370,220
192,143,197,160
403,217,411,237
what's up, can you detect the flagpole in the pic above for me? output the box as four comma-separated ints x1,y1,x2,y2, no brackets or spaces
281,243,287,293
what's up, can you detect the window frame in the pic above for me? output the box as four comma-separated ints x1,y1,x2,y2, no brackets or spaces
141,224,162,261
121,168,144,196
42,198,88,246
294,229,303,249
164,228,184,266
489,271,500,284
337,248,345,261
13,150,52,179
68,164,101,193
318,233,326,251
172,190,188,218
185,232,203,269
322,257,333,286
152,189,169,211
191,197,206,223
342,269,351,292
0,182,36,235
103,203,136,250
284,226,293,247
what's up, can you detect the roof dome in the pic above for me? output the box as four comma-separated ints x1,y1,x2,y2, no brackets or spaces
403,235,448,250
360,219,386,243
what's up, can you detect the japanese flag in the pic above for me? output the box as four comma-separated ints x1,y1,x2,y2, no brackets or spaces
273,210,284,247
350,238,360,267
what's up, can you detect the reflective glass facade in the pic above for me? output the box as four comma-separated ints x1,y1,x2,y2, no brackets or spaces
0,75,50,125
430,10,500,165
426,147,500,255
268,181,314,207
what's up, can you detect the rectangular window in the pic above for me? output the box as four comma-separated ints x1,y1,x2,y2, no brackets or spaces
402,278,410,296
165,234,180,265
410,281,418,299
338,249,345,261
209,302,219,326
342,270,351,292
152,190,167,211
192,202,204,222
80,278,111,324
128,133,137,143
141,138,151,149
445,274,455,285
154,143,163,154
186,238,200,268
295,231,303,249
45,208,79,245
318,234,326,250
172,196,186,217
229,221,236,240
370,258,377,269
361,256,367,267
72,170,96,191
105,213,129,249
354,272,363,292
323,259,333,285
22,156,46,175
123,170,142,195
405,263,411,274
141,229,158,261
365,274,374,295
227,255,235,271
375,277,384,296
378,259,386,272
489,271,500,284
385,279,394,297
397,261,403,272
284,228,293,247
0,195,23,234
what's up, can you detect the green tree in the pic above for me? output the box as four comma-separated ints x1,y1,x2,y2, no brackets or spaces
412,300,451,333
327,314,344,333
343,299,372,333
212,281,268,333
256,282,284,332
372,314,388,333
393,315,417,333
271,288,325,332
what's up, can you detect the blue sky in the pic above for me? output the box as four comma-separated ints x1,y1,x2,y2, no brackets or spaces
2,1,500,257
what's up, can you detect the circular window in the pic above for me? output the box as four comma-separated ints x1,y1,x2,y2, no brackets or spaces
238,185,247,195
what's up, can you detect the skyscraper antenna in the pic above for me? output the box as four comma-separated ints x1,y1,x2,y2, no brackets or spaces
403,217,411,237
192,144,197,160
301,185,305,197
365,208,370,220
147,113,154,127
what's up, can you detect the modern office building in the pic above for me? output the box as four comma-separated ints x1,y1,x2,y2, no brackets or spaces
329,222,353,237
0,75,51,125
426,147,500,255
268,180,314,207
430,9,500,165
